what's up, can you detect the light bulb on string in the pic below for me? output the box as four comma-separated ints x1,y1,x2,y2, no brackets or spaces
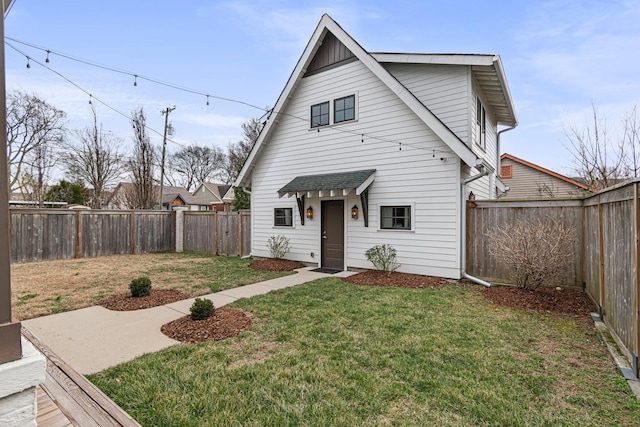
45,50,50,63
88,94,92,105
206,95,210,106
26,57,30,68
133,75,138,87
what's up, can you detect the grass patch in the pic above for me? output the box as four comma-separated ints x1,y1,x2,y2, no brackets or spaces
11,253,291,320
89,279,640,426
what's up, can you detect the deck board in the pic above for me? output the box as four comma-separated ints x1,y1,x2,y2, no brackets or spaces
22,327,141,427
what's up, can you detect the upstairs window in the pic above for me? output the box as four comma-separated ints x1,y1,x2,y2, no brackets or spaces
476,97,486,149
380,206,411,230
334,95,355,123
311,102,329,128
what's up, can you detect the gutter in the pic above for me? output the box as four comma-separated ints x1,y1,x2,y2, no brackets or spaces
460,163,492,287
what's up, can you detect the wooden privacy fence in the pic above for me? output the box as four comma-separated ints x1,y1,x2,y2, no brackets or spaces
9,208,250,263
467,179,640,377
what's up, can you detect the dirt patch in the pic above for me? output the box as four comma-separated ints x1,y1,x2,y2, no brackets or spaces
478,285,596,316
342,270,450,288
99,289,189,311
249,258,305,272
161,307,253,343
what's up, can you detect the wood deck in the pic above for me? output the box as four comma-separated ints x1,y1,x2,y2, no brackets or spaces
22,327,141,427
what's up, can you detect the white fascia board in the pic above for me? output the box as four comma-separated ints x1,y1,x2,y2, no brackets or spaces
492,56,518,127
371,53,496,67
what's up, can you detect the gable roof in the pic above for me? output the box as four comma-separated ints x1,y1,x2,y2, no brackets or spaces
236,14,504,187
500,153,590,191
278,169,376,196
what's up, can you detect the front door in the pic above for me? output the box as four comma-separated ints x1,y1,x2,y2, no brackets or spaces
321,200,344,270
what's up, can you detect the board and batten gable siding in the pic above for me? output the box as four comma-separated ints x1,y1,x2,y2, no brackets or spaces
250,59,463,278
382,63,470,144
500,158,585,199
465,79,499,199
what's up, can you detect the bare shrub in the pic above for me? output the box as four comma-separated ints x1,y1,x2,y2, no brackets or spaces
365,244,400,273
266,235,290,259
486,218,576,290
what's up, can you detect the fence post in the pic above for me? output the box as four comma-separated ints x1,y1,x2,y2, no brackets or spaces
175,208,185,253
238,210,242,257
598,196,605,320
213,211,218,256
75,210,81,259
634,183,640,377
130,211,135,255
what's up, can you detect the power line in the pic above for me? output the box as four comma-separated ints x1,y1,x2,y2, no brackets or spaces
5,37,457,156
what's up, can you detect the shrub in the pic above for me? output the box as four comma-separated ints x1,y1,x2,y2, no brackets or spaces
190,298,215,320
266,234,290,259
365,244,400,272
486,217,576,290
129,276,152,297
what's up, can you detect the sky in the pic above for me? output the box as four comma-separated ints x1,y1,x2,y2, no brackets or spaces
4,0,640,178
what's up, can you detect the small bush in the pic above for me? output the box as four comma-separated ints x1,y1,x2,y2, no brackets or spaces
486,217,576,290
190,298,215,320
267,234,290,259
365,244,400,272
129,276,152,297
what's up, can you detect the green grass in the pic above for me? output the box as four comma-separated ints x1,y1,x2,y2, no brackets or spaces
88,279,640,426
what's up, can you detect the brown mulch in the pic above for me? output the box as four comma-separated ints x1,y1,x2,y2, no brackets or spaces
98,289,190,311
342,270,449,288
249,258,305,272
161,307,253,343
479,285,596,316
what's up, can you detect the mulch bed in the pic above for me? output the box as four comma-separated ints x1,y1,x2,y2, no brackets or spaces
249,258,305,272
342,270,449,288
478,285,596,316
98,289,190,311
161,307,253,343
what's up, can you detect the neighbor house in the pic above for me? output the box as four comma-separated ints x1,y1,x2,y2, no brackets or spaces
192,182,233,211
235,15,517,279
499,153,590,199
107,182,210,210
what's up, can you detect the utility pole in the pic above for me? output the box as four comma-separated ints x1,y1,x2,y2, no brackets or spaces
159,106,175,210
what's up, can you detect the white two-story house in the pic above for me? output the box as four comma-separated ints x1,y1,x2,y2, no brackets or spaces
235,14,517,280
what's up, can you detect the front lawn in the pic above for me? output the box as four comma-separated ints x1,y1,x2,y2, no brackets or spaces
88,279,640,426
11,253,292,320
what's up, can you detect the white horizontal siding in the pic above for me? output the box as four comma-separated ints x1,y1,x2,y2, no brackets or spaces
383,63,470,144
250,59,463,279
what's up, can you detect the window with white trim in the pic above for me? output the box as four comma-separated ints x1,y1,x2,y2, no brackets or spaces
274,208,293,227
311,102,329,128
380,206,411,230
476,97,486,149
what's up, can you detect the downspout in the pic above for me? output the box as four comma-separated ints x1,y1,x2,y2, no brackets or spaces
461,163,492,287
496,125,516,196
240,186,252,259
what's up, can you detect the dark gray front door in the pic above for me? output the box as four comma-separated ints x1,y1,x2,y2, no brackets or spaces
321,200,344,270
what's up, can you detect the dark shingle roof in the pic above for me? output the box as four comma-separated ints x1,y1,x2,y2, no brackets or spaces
278,169,376,194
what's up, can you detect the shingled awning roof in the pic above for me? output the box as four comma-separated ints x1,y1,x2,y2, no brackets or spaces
278,169,375,197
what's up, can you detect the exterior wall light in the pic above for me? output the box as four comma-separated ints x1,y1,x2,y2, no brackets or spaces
306,206,313,219
351,205,359,219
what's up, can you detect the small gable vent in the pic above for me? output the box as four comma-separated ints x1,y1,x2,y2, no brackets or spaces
305,31,355,76
500,165,512,179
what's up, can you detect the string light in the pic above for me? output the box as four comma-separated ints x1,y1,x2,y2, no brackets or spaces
5,38,458,157
88,94,92,104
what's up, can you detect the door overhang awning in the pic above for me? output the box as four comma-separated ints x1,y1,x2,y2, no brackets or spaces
277,169,376,198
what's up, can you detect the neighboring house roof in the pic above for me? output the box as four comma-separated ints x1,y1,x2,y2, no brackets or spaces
162,186,209,206
500,153,590,191
221,186,235,202
194,182,232,203
236,14,517,187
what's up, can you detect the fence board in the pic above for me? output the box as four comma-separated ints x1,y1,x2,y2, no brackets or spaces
183,212,216,253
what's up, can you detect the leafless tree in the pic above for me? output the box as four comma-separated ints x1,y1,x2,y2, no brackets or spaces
168,143,225,191
486,218,577,290
6,90,66,194
566,103,626,190
64,105,124,208
128,107,158,209
222,117,262,184
25,139,59,207
622,106,640,178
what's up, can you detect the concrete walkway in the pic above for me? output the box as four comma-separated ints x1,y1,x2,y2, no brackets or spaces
23,267,347,375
